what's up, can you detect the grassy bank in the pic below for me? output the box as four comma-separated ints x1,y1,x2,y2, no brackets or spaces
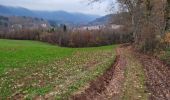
122,50,148,100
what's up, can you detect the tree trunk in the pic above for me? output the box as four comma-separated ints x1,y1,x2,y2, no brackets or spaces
166,0,170,31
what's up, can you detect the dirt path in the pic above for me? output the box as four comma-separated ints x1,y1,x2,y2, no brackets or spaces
121,46,148,100
71,45,149,100
71,45,170,100
93,46,127,100
71,46,126,100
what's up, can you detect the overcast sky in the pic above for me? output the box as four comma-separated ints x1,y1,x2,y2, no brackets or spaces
0,0,118,16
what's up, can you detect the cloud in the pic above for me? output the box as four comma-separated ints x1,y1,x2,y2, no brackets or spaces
0,0,117,15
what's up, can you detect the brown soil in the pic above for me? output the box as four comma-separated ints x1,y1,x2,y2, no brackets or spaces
135,52,170,100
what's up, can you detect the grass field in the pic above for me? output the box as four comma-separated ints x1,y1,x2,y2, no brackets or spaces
0,39,117,99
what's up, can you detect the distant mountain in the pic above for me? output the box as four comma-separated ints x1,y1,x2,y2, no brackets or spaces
89,12,130,26
88,14,112,25
0,5,100,25
0,5,35,16
0,15,50,31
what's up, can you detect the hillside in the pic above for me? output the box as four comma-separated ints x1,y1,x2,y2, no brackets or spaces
0,5,100,25
88,14,112,25
88,12,130,26
0,15,50,31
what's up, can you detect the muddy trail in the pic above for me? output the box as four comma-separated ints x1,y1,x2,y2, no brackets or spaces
71,45,170,100
72,46,127,100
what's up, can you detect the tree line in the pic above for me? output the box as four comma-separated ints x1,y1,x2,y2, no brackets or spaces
0,26,133,47
91,0,170,52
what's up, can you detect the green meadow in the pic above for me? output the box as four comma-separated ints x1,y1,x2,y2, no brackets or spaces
0,39,117,99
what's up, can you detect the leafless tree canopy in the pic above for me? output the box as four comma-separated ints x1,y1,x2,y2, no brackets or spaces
90,0,170,51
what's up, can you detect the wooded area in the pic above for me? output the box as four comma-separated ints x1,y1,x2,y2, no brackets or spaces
91,0,170,52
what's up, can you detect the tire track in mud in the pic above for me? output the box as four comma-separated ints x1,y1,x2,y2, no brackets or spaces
72,45,170,100
71,46,127,100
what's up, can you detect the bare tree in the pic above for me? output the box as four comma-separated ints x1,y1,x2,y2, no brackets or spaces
165,0,170,31
91,0,168,52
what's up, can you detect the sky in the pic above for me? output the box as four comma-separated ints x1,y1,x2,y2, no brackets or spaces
0,0,118,16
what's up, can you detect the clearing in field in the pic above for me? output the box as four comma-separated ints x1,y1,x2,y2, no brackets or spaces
0,39,117,99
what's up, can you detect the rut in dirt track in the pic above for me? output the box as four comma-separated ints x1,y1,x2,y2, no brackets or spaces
72,45,170,100
72,46,127,100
